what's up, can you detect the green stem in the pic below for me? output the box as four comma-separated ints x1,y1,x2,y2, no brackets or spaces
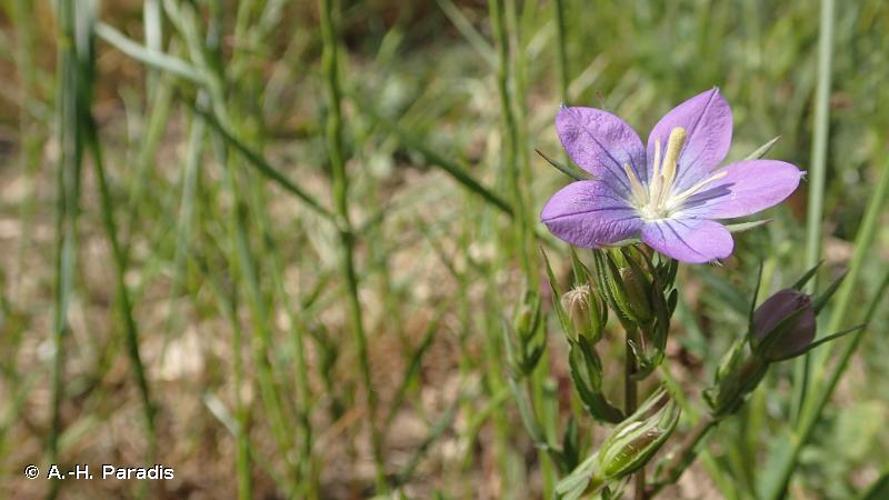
319,0,385,492
489,0,534,284
625,336,644,500
49,2,81,497
647,416,718,497
10,0,43,296
87,121,158,461
761,149,889,500
553,0,570,103
793,0,835,423
202,253,255,500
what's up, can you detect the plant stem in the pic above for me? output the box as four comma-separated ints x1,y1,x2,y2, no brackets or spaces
646,416,718,497
625,334,644,500
49,2,82,497
319,0,386,492
759,150,889,500
489,0,534,283
553,0,569,103
793,0,835,423
87,121,158,463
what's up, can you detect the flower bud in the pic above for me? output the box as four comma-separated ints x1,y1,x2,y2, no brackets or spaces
750,289,816,362
598,387,680,479
561,284,606,342
620,266,653,324
594,250,653,326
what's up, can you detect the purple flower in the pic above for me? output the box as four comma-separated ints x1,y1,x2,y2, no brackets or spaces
541,89,803,263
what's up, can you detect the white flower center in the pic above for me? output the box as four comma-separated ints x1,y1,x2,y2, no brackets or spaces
622,126,727,221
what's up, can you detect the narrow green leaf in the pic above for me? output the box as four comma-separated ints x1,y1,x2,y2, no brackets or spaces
190,104,335,221
536,148,587,181
352,92,514,216
743,136,781,161
725,219,771,233
95,22,205,83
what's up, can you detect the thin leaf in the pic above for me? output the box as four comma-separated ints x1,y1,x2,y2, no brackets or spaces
190,104,335,221
352,91,514,216
813,270,847,313
725,219,771,233
536,148,587,181
743,136,781,161
95,22,205,84
791,261,824,291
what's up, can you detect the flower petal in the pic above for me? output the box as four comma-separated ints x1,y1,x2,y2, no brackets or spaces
641,218,733,263
556,106,647,192
680,160,803,219
541,180,642,248
647,88,733,191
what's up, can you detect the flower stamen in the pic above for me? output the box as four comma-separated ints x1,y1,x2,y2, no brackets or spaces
667,170,729,210
628,127,688,220
653,127,687,206
623,163,648,206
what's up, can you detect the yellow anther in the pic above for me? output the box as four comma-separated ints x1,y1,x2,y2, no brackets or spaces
656,127,687,203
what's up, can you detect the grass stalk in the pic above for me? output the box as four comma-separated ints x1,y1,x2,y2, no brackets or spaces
792,0,835,424
553,0,569,103
319,0,386,492
759,149,889,500
86,120,158,462
242,141,317,497
9,0,44,296
164,0,299,489
67,2,161,489
48,2,82,496
205,259,255,500
489,0,534,282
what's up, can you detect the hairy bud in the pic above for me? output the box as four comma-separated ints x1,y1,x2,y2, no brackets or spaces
561,284,607,342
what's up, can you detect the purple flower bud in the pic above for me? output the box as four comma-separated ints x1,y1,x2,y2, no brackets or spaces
751,289,816,361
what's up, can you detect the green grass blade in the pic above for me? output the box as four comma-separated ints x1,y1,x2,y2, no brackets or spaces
319,0,386,491
353,93,514,216
191,105,335,221
95,22,204,84
793,0,837,426
49,2,82,495
758,150,889,500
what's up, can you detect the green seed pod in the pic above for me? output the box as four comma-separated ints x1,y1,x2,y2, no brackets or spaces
598,387,680,479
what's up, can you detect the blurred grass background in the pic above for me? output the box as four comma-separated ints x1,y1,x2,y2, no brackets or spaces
0,0,887,498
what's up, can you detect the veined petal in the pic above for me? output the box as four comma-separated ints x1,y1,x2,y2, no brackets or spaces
641,218,733,263
556,106,647,191
647,88,732,192
679,160,803,219
541,180,642,248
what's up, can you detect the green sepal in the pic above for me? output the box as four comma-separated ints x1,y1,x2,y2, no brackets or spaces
598,387,680,479
568,337,624,423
